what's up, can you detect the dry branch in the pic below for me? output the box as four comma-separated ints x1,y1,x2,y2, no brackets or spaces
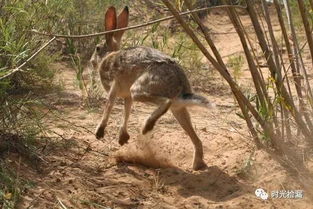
297,0,313,68
0,37,56,80
185,0,263,148
30,5,247,39
161,0,283,150
246,0,312,139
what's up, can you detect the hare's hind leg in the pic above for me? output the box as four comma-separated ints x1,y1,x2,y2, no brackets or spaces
118,97,132,145
131,93,172,134
133,94,172,134
142,99,171,134
171,107,206,170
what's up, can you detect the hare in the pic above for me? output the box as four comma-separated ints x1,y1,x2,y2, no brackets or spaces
90,6,213,170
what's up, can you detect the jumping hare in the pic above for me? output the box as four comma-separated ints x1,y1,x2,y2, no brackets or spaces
90,6,213,170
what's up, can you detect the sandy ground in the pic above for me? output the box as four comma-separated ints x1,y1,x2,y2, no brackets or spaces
9,7,313,209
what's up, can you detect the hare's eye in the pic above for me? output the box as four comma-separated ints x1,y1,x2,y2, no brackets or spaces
96,46,101,53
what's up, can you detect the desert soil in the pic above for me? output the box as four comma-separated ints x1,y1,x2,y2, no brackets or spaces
10,8,313,209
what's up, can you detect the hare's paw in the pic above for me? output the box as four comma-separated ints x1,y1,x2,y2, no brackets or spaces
192,158,207,171
142,119,156,135
118,129,130,145
95,125,105,139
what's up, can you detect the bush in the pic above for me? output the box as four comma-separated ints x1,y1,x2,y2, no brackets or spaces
0,1,131,207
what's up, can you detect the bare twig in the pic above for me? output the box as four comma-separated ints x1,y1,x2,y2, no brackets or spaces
57,197,69,209
297,0,313,69
0,37,56,80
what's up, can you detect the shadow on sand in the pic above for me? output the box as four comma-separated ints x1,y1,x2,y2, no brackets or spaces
116,162,252,202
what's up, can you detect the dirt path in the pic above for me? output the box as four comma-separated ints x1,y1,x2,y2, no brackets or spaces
17,9,313,209
15,61,311,209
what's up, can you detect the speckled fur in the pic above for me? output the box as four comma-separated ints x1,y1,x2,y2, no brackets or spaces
97,46,192,100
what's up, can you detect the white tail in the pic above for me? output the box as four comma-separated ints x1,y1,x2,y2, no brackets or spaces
174,93,215,109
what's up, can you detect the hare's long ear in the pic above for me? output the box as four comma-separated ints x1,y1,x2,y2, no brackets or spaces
105,6,117,49
114,6,129,46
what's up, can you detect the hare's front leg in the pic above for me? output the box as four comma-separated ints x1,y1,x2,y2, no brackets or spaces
118,97,132,145
96,82,118,139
